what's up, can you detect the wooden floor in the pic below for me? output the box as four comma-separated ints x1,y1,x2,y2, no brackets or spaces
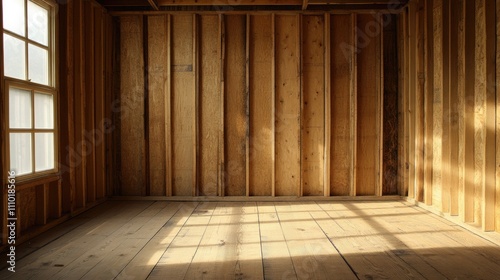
2,200,500,280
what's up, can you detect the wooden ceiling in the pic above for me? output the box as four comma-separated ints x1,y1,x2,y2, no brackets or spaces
98,0,409,11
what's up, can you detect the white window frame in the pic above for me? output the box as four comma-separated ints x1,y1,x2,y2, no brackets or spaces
3,0,58,180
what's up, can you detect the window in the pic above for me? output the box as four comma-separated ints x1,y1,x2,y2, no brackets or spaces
3,0,56,178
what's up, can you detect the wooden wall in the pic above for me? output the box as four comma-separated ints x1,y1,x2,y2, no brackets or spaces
1,0,113,248
114,11,399,197
402,0,500,233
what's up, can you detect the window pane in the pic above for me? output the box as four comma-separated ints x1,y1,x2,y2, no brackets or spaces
28,44,49,85
9,87,32,129
35,133,54,172
3,0,25,36
4,34,26,80
28,1,48,46
10,133,32,175
35,93,53,129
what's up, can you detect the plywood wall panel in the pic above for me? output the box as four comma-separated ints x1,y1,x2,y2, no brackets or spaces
249,15,273,196
120,16,145,196
199,15,221,196
147,15,168,196
356,14,380,196
330,14,353,196
275,15,301,196
383,14,399,195
431,0,443,210
171,15,195,196
224,15,247,196
302,15,325,196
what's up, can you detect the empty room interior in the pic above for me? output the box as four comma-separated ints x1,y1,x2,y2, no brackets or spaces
2,0,500,279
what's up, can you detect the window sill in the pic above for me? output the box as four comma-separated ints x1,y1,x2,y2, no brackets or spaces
4,173,60,192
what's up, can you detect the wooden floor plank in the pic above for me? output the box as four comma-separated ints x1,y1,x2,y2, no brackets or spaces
147,202,216,279
2,200,500,280
257,202,297,280
115,202,198,279
183,202,264,279
274,202,357,279
315,202,445,279
1,201,152,279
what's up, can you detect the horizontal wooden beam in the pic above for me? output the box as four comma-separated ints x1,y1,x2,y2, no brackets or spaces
101,0,406,6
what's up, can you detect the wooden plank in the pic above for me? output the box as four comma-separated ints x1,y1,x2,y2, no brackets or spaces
377,13,383,197
424,0,434,206
166,14,173,197
408,2,416,200
93,5,106,200
302,15,325,196
199,15,221,196
249,14,273,196
496,0,500,233
271,14,276,197
415,0,425,201
171,14,195,196
275,15,301,196
432,0,443,211
224,15,247,196
35,184,48,225
74,0,86,207
397,10,407,197
463,0,475,223
183,202,263,279
148,202,216,279
351,14,357,197
147,15,168,196
382,14,399,195
116,202,197,279
257,202,297,278
246,15,250,197
449,0,460,215
356,14,380,196
193,14,199,197
275,202,357,279
457,0,466,220
219,14,225,196
324,13,331,197
120,16,145,196
475,0,496,231
330,14,353,196
441,0,451,213
84,1,96,204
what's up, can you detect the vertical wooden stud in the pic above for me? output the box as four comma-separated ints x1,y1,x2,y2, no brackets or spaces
193,14,199,197
324,13,331,197
219,14,225,197
351,13,357,197
165,14,172,197
245,14,250,197
271,13,276,197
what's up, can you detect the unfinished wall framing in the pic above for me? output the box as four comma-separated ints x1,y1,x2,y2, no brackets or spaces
115,11,399,198
402,0,500,233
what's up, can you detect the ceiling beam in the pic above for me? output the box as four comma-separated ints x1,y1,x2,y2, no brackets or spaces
147,0,160,10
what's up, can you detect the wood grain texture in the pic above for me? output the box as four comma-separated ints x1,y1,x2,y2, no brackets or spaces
423,0,434,206
94,5,106,200
84,1,96,204
224,15,247,196
302,15,325,196
199,15,221,196
432,0,443,211
496,0,500,233
382,14,399,196
171,15,195,196
441,0,450,214
147,15,168,196
275,15,301,196
249,15,273,196
474,0,496,231
464,0,476,223
330,14,353,196
449,1,460,215
356,14,380,196
415,0,425,201
457,0,466,220
120,16,145,196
